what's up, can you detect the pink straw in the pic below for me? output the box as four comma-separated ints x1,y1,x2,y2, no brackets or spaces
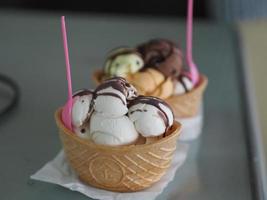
186,0,199,85
61,16,73,131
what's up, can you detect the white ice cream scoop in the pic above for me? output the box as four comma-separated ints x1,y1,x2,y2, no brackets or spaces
93,77,137,117
128,96,174,137
71,89,94,137
89,112,139,146
174,75,194,95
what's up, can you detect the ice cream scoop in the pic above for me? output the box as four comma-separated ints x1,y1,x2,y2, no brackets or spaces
128,96,174,137
71,89,94,127
93,77,137,117
127,68,174,99
127,68,165,95
174,75,194,94
71,89,94,138
137,39,183,79
104,47,144,78
90,112,139,146
150,77,174,99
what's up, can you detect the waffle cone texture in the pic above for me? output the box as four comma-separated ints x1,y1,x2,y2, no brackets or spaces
92,70,208,118
55,109,181,192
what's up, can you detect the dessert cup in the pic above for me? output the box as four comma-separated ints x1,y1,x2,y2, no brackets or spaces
55,108,181,192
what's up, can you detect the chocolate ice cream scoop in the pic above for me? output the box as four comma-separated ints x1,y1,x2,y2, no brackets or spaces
137,39,183,79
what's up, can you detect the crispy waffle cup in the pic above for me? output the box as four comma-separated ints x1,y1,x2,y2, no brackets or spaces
55,109,181,192
92,70,208,118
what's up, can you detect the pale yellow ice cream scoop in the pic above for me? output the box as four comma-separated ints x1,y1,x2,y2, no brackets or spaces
104,48,144,78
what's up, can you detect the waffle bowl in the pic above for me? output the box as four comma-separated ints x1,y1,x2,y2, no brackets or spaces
55,109,181,192
92,70,208,118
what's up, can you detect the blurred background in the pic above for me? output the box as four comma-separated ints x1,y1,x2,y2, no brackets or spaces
1,0,267,21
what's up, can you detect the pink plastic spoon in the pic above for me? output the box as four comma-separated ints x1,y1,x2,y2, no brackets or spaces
186,0,199,85
61,16,73,131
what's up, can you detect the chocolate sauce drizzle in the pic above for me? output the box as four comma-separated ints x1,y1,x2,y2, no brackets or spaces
97,77,137,101
94,78,127,105
177,74,193,93
178,76,189,93
129,109,147,115
73,89,94,97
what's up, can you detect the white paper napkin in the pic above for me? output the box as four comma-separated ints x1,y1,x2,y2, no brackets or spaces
31,143,188,200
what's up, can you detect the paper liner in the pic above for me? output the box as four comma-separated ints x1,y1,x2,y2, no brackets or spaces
92,70,207,118
55,109,181,192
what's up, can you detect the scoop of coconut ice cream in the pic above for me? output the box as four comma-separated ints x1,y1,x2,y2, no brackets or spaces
128,96,174,137
65,89,94,138
93,77,137,117
71,89,94,127
90,112,138,146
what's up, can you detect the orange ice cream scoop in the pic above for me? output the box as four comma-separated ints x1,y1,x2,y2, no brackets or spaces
127,68,174,99
127,68,164,94
149,77,174,99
